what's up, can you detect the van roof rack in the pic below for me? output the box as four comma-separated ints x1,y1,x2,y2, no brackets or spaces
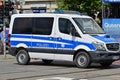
54,10,87,15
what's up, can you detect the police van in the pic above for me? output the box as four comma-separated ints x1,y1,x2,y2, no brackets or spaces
9,13,120,68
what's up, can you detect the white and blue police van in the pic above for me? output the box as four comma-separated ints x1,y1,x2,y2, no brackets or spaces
9,13,120,68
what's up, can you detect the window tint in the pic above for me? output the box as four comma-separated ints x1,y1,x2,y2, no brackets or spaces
33,18,54,35
13,18,33,34
59,18,73,35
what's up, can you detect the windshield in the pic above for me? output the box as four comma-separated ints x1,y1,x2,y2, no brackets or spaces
73,18,105,34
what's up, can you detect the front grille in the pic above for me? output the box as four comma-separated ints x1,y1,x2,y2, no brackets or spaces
106,43,119,51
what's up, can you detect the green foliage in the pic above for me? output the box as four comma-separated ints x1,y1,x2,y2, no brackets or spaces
56,0,102,18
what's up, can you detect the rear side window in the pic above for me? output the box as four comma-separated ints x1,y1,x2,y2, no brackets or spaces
33,18,54,35
13,18,33,34
12,17,54,35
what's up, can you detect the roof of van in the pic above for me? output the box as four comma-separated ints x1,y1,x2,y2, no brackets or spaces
11,13,91,18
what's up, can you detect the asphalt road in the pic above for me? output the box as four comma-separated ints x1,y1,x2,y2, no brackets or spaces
0,55,120,80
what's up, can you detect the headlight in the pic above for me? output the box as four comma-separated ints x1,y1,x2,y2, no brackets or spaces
93,42,106,50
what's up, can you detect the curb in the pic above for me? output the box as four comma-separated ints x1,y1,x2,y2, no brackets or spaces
0,58,15,62
0,54,15,62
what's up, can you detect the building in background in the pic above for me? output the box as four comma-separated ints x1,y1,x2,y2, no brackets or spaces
17,0,59,13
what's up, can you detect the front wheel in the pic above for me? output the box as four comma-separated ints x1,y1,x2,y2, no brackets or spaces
74,51,91,68
16,50,30,65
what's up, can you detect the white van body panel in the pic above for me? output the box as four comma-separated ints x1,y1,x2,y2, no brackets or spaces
29,52,54,60
16,43,28,48
74,45,91,51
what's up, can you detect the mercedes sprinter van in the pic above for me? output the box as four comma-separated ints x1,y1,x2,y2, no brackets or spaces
9,13,120,68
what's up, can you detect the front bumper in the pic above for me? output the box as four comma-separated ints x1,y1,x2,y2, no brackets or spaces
89,51,120,62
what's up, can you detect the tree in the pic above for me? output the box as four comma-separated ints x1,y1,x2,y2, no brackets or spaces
56,0,102,23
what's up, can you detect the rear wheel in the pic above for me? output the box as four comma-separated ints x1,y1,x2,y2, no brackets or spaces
74,51,91,68
42,59,53,64
16,50,30,65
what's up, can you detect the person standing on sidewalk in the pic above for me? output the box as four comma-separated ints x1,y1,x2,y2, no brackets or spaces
0,25,4,54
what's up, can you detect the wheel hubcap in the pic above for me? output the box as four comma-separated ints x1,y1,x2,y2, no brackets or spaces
19,53,26,63
78,55,87,66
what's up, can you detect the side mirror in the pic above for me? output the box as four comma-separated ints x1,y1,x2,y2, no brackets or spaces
75,31,80,37
71,27,81,37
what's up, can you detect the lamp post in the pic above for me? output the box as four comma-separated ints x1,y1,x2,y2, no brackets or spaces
2,0,7,59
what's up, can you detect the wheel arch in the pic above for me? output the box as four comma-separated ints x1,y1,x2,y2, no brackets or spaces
73,45,92,61
73,49,91,61
15,47,28,56
15,43,29,56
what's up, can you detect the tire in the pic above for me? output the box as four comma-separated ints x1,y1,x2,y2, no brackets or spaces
42,59,53,64
16,50,30,65
74,51,91,68
100,62,113,67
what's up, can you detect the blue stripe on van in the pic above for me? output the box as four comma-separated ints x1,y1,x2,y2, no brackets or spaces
11,35,32,38
11,41,31,47
10,34,96,50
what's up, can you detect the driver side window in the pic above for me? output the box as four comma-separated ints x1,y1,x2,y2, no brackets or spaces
59,18,71,34
59,18,79,37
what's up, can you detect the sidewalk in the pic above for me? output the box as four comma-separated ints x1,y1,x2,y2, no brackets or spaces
0,54,15,61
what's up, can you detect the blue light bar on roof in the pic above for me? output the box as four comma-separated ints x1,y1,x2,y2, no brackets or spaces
54,10,81,15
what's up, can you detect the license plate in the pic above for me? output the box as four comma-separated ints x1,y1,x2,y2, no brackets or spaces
113,56,119,60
